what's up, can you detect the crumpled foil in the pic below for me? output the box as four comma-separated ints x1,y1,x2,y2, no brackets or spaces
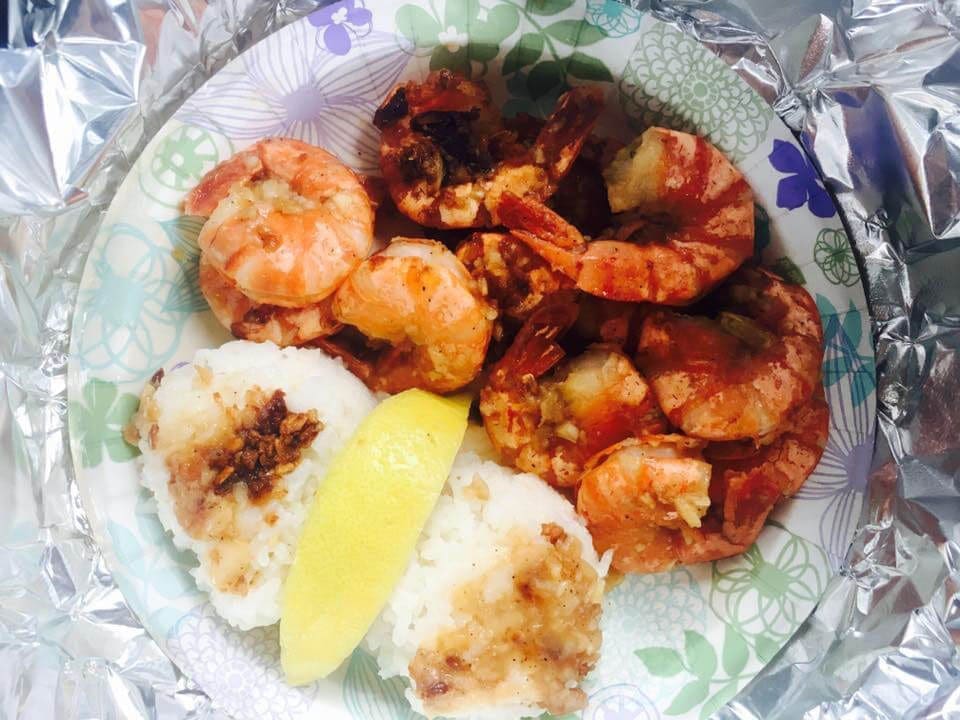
1,0,958,718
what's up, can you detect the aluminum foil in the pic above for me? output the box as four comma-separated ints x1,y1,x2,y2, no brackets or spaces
1,1,958,718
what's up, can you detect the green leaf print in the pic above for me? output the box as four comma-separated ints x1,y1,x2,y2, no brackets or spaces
636,623,759,716
430,45,471,73
544,18,607,46
108,521,148,578
721,624,749,677
503,32,545,74
666,679,710,715
476,4,520,44
469,5,520,63
634,646,684,677
498,0,615,115
528,60,566,98
684,630,718,680
398,0,522,77
396,5,440,47
151,566,195,598
445,0,480,30
70,378,140,467
755,634,779,663
566,50,613,81
754,204,771,257
160,216,207,313
700,679,740,720
524,0,575,15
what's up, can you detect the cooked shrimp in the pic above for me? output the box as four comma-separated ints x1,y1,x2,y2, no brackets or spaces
330,238,495,394
674,388,829,565
184,137,374,307
480,301,666,487
572,295,645,350
497,126,754,305
576,389,827,572
373,70,602,228
636,266,824,441
698,386,829,549
198,256,340,346
576,435,713,573
455,232,574,325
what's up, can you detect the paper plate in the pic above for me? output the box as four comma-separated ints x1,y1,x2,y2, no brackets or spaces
68,1,876,718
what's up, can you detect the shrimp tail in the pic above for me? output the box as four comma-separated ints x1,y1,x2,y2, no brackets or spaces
499,192,585,250
717,467,781,546
511,231,581,281
490,299,578,383
535,86,605,183
497,192,587,282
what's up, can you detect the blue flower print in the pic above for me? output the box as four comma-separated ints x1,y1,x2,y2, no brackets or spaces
586,0,644,38
794,295,875,568
76,223,187,382
768,139,835,218
309,0,372,55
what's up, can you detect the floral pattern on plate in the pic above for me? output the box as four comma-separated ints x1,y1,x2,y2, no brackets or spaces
74,222,189,382
168,605,321,720
69,378,140,468
137,123,234,211
67,3,875,719
618,20,772,161
177,23,407,174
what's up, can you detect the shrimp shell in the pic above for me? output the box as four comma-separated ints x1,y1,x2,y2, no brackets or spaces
636,267,824,442
576,435,713,574
331,238,495,394
375,70,602,229
480,301,666,487
184,138,374,307
198,256,340,346
498,127,755,305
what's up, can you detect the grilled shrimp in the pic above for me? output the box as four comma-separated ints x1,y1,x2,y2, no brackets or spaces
677,387,829,565
497,127,754,305
576,389,827,572
198,256,340,346
455,232,574,327
576,435,713,574
329,238,495,394
637,267,824,441
480,301,666,487
373,70,602,229
184,138,374,308
573,295,645,350
702,387,829,545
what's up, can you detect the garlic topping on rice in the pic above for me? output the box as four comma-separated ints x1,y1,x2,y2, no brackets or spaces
131,340,377,630
365,453,609,719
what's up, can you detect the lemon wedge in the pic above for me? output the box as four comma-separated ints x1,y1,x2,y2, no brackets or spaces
280,389,469,684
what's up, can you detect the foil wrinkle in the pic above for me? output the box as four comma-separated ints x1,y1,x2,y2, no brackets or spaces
2,1,960,718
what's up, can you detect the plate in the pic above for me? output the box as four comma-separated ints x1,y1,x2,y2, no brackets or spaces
67,1,876,718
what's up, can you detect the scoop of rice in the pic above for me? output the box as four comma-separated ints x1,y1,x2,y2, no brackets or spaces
365,452,609,720
132,340,377,630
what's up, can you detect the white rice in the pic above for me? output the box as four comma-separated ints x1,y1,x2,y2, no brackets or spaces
365,452,610,720
134,340,377,630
